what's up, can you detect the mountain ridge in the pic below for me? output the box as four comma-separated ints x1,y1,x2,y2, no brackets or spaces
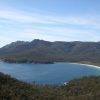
0,39,100,64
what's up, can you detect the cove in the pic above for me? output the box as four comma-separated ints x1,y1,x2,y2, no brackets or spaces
0,61,100,85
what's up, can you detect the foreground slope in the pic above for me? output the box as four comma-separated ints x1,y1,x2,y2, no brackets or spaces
0,72,100,100
0,39,100,65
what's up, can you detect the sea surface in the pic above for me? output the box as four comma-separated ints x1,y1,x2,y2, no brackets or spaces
0,61,100,85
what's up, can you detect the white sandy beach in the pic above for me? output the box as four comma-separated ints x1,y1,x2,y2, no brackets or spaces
70,63,100,69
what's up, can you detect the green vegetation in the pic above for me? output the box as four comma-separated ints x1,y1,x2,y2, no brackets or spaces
0,40,100,66
0,72,100,100
0,39,100,99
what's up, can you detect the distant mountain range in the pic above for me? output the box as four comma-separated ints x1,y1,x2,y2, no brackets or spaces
0,39,100,64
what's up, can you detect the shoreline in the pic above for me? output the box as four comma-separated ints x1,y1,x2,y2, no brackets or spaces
0,60,100,69
70,62,100,69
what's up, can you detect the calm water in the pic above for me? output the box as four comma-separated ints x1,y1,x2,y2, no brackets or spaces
0,61,100,85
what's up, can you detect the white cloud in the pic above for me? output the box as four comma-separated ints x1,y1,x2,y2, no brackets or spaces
16,27,99,42
0,8,100,26
0,8,100,45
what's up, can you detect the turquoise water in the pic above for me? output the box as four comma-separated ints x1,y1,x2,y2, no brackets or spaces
0,62,100,85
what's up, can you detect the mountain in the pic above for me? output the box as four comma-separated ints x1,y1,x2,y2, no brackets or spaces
0,39,100,64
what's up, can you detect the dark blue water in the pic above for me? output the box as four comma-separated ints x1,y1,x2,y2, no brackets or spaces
0,61,100,85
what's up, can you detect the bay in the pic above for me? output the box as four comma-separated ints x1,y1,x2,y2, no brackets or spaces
0,61,100,85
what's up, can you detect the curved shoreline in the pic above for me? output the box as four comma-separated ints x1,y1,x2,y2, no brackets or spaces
0,60,100,69
70,62,100,69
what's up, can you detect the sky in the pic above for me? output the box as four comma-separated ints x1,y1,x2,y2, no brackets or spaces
0,0,100,47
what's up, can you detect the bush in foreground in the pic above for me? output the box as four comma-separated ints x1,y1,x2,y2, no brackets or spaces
0,72,100,100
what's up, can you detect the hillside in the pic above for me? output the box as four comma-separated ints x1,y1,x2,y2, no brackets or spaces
0,39,100,65
0,72,100,100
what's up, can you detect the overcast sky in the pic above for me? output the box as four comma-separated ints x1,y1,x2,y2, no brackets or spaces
0,0,100,47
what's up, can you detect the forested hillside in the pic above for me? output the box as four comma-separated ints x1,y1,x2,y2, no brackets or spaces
0,39,100,65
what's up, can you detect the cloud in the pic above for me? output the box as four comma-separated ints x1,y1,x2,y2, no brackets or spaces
0,8,100,44
0,8,100,26
17,27,99,42
0,10,49,24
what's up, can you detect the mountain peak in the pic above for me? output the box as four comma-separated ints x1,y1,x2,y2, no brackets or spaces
0,40,100,64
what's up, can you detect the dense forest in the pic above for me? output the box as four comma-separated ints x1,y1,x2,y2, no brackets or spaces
0,72,99,100
0,39,100,65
